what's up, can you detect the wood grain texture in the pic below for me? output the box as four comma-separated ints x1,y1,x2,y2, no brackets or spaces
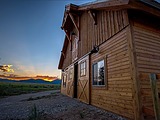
133,22,160,119
78,56,90,104
90,27,134,119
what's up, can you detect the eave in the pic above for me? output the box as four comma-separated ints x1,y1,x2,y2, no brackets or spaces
78,0,129,11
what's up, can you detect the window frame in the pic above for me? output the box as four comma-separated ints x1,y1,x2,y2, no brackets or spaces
92,57,107,88
69,68,73,80
80,60,86,77
72,35,78,62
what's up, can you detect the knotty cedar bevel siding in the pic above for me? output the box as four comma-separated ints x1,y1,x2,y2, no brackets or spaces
62,10,129,70
91,27,134,119
133,23,160,118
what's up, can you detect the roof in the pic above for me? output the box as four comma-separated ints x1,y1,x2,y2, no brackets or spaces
58,0,160,69
78,0,129,10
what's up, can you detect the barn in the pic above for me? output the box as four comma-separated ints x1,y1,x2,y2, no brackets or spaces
58,0,160,119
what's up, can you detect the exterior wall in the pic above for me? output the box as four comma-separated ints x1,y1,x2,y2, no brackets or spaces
90,27,134,119
62,41,72,70
61,72,67,95
61,65,74,97
79,10,129,58
61,9,135,119
132,22,160,119
61,10,129,69
60,3,160,119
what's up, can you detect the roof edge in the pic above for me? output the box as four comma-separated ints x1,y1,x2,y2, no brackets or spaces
78,0,129,10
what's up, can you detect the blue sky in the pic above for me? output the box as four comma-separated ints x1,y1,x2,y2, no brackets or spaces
0,0,93,77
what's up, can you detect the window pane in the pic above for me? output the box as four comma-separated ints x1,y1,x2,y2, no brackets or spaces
69,69,73,80
93,63,98,85
98,60,104,85
80,61,86,76
93,60,105,86
84,66,86,76
81,63,83,69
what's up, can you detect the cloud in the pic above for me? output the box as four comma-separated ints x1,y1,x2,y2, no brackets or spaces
14,64,35,76
35,75,58,81
0,65,14,73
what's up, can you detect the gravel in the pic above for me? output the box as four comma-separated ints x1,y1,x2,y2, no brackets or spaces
0,90,127,120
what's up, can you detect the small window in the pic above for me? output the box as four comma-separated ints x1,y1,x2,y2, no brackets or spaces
63,74,67,87
93,60,105,86
72,35,78,62
80,61,86,77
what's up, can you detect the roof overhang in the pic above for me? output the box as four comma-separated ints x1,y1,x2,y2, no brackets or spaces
78,0,129,10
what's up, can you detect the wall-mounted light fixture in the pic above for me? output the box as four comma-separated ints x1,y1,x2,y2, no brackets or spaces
91,45,99,54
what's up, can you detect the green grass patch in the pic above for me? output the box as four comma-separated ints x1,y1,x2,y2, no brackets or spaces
0,82,60,97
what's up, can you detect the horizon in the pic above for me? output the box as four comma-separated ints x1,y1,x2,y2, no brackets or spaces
0,0,94,79
0,74,59,81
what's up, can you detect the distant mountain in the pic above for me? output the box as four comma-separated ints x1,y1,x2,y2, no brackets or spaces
0,78,17,83
51,79,61,84
0,78,61,84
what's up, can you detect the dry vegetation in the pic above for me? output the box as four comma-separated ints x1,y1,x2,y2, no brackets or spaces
0,82,60,97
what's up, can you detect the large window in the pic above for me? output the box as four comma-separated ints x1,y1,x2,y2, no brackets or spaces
93,60,105,86
80,61,86,77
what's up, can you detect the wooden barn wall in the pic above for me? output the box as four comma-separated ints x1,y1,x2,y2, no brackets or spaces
61,65,74,97
132,22,160,118
66,65,74,97
62,41,72,70
78,9,129,60
90,27,134,119
62,9,129,70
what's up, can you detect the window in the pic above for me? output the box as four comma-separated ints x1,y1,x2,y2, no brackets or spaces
62,74,67,87
93,60,105,86
80,61,86,76
72,35,78,62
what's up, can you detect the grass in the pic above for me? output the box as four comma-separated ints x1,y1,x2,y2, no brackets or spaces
0,82,60,97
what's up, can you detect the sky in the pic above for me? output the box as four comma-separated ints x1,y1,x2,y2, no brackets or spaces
0,0,94,78
1,0,159,79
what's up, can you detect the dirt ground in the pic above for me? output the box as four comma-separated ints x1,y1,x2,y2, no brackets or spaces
0,90,127,120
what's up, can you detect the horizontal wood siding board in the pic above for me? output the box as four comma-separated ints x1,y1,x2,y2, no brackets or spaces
91,96,133,109
91,99,134,119
108,72,130,78
133,22,160,119
91,26,134,119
